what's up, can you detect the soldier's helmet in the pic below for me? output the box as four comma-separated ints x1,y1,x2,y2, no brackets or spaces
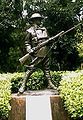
30,13,43,20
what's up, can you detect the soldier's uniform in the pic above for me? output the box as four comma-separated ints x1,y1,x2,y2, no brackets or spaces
19,13,56,94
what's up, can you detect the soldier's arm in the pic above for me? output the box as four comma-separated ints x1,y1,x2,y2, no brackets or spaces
25,32,33,53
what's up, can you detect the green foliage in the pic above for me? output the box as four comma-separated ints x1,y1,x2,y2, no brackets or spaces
59,70,83,119
7,47,22,72
51,71,62,87
0,0,25,72
0,0,83,72
26,71,46,90
10,71,61,93
1,70,83,119
10,70,55,92
75,25,83,65
0,74,11,119
78,43,83,58
27,71,62,90
0,71,61,119
20,0,83,71
11,72,24,93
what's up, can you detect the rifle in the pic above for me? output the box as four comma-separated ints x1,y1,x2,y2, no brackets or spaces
19,23,81,64
19,31,64,64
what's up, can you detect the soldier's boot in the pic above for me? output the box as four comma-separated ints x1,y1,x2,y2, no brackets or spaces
18,69,34,94
18,72,28,94
18,82,25,94
44,70,57,90
48,80,57,90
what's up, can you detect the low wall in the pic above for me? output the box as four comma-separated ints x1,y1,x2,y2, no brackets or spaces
8,92,70,120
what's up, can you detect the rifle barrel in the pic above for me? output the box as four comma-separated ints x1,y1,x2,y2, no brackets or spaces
61,23,81,36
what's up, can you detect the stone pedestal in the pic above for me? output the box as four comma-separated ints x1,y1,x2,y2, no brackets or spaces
8,95,26,120
50,96,70,120
8,90,70,120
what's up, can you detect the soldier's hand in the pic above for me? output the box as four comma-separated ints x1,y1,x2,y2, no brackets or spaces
32,47,36,51
29,49,33,55
29,48,35,55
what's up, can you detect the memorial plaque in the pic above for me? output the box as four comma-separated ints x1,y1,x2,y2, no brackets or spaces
26,95,52,120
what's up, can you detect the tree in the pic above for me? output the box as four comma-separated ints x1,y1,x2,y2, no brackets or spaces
24,0,83,70
0,0,83,72
0,0,25,72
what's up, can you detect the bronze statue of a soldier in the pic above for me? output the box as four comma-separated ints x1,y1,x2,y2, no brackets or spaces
19,13,56,94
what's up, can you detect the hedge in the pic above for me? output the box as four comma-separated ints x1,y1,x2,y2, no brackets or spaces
59,70,83,119
0,71,61,119
1,70,83,119
0,73,11,120
10,72,24,93
11,71,62,93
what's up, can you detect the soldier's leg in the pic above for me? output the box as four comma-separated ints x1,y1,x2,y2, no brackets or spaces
18,57,43,94
18,69,34,94
43,58,56,89
25,57,42,69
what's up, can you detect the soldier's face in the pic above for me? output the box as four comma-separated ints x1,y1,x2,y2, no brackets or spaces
33,19,41,25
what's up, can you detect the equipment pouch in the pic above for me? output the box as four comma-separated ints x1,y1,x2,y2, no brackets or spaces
36,46,48,57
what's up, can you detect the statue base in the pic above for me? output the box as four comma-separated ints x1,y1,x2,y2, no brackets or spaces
8,89,70,120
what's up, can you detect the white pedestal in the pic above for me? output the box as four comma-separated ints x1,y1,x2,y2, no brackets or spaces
26,96,52,120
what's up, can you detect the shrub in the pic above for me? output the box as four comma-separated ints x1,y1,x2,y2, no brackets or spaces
59,70,83,119
1,71,83,119
11,71,62,92
0,73,11,120
26,71,46,90
11,72,24,93
26,71,62,90
0,71,62,119
51,71,62,88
